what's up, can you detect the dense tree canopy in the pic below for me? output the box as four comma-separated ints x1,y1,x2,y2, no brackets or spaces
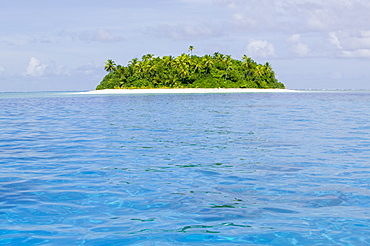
96,52,285,90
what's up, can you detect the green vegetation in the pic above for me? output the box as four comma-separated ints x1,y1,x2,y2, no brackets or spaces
96,49,284,90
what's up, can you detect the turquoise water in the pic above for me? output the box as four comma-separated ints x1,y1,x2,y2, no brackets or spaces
1,91,370,245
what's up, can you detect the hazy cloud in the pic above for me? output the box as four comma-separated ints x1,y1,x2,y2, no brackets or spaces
213,0,370,59
26,57,48,77
92,29,123,42
216,0,370,32
145,23,222,40
330,71,344,80
214,0,241,9
232,13,257,29
1,36,33,47
0,66,5,73
246,39,275,58
178,0,213,3
70,29,123,43
74,64,101,75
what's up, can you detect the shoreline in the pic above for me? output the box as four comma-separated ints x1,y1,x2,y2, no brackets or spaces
75,88,298,95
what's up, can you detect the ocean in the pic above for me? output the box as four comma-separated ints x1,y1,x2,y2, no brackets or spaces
1,90,370,245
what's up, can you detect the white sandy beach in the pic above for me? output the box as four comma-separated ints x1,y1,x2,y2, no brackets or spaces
75,88,298,95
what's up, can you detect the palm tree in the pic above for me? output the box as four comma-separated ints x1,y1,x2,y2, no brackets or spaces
242,55,256,69
192,57,202,74
141,54,154,62
264,62,274,75
96,52,284,90
129,58,139,67
104,59,116,72
146,62,157,77
177,64,190,81
241,55,256,79
188,46,194,56
255,64,265,77
224,55,233,80
163,72,179,88
201,55,214,74
213,52,225,61
176,53,191,64
254,64,269,88
136,61,145,79
162,56,174,67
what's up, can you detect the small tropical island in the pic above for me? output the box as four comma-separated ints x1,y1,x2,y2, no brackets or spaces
96,47,285,90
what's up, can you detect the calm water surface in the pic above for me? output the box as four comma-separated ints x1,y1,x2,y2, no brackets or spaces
0,91,370,245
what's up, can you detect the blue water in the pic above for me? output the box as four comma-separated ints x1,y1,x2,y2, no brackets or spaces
1,90,370,245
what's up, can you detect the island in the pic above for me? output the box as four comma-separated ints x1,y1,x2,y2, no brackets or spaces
96,51,285,90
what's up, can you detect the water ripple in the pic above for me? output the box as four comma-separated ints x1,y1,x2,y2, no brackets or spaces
1,91,370,245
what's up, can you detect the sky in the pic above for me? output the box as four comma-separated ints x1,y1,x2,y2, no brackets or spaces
1,0,370,92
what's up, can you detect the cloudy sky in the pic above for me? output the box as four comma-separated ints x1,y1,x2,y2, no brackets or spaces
1,0,370,92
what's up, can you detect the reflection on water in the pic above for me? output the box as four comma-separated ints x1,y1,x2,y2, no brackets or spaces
0,91,370,245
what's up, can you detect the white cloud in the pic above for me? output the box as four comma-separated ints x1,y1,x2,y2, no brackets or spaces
334,31,370,50
25,57,48,77
342,49,370,59
287,34,310,57
0,66,5,73
287,34,300,43
293,43,310,57
328,32,342,49
328,31,370,58
246,39,275,58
